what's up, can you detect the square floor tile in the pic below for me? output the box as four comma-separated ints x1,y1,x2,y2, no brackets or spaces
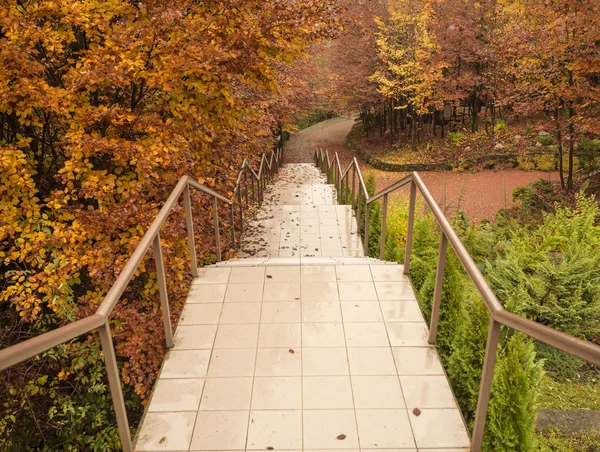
300,265,335,282
190,411,249,450
341,301,383,322
380,300,424,322
263,282,301,301
409,408,470,448
265,266,301,282
179,303,222,325
400,376,457,408
207,348,256,377
301,281,339,301
173,325,217,350
303,348,349,376
356,409,415,448
162,350,211,378
229,266,266,284
220,303,261,324
375,282,415,300
194,267,231,284
135,411,196,451
261,302,301,323
303,376,354,409
370,265,409,282
200,377,253,410
386,323,429,346
302,323,345,347
255,348,301,376
351,376,405,409
252,377,302,409
148,378,204,412
338,281,378,301
344,323,389,347
225,283,264,302
214,324,259,348
247,410,302,450
302,302,342,322
188,284,227,303
258,323,301,348
303,410,359,449
347,347,396,375
335,265,372,281
392,347,444,375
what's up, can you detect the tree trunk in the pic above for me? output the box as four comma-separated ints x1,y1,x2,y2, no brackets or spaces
567,105,575,191
555,107,565,189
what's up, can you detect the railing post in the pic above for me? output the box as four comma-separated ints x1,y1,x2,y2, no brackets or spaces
428,233,448,344
403,180,417,275
380,194,388,260
230,203,237,250
251,174,256,204
99,322,133,452
472,319,501,451
153,233,173,348
244,168,249,205
183,185,198,278
351,165,356,209
363,200,370,256
213,197,221,262
357,188,362,237
345,174,349,205
237,190,244,232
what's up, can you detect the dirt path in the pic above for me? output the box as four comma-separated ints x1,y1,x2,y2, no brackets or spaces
285,117,561,221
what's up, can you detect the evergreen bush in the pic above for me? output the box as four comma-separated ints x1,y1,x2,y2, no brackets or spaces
483,334,543,452
419,251,466,360
448,289,490,426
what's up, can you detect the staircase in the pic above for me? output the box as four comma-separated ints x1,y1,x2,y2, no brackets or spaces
133,163,471,451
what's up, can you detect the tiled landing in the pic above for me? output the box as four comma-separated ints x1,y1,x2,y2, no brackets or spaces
134,264,471,452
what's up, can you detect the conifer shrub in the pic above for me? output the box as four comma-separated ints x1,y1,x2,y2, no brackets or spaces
407,213,439,293
448,288,490,426
483,334,543,452
419,251,466,360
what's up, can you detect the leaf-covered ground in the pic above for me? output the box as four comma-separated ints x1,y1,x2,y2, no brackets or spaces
284,116,561,221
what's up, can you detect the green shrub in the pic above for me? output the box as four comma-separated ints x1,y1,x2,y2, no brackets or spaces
448,289,490,426
578,138,600,174
368,197,382,257
535,342,585,383
494,119,508,132
483,334,543,452
448,131,465,145
488,193,600,339
537,134,554,146
419,251,466,360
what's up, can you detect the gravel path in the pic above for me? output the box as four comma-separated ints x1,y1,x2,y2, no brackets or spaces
284,117,561,221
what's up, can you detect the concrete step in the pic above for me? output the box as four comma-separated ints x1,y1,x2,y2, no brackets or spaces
211,256,400,267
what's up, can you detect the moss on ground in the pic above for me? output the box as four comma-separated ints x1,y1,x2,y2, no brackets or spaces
538,375,600,411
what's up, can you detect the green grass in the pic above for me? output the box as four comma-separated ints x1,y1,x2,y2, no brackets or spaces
538,375,600,410
537,427,600,451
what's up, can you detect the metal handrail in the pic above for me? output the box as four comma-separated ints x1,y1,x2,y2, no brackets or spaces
0,145,284,452
315,149,600,452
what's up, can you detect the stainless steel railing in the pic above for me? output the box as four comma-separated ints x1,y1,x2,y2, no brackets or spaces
315,148,600,452
0,145,284,452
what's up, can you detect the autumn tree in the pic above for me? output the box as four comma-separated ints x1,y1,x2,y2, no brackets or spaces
0,0,341,448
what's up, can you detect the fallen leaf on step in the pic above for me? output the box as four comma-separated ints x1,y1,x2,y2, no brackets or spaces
337,434,346,440
289,349,295,354
413,408,421,416
159,437,166,444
